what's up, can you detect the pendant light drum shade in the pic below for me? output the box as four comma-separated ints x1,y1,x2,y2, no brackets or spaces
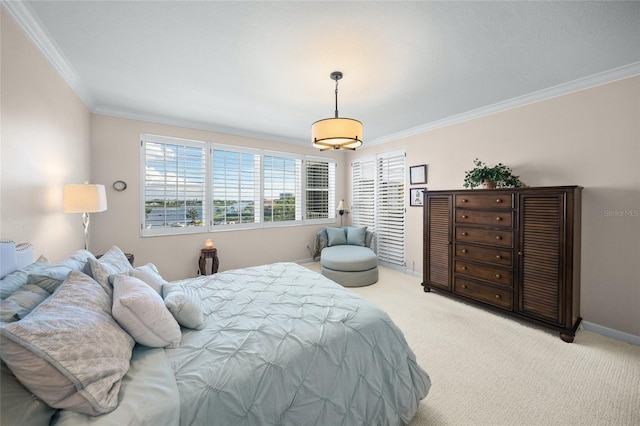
311,71,363,151
312,117,363,151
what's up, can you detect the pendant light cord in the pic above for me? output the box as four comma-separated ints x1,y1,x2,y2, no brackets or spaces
334,78,339,118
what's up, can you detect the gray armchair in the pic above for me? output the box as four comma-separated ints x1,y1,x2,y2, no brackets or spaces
315,227,378,287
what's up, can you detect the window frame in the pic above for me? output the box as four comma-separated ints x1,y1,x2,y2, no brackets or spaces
140,134,336,236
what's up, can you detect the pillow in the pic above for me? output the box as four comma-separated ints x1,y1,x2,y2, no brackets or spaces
1,255,49,299
89,246,133,296
27,250,95,294
326,227,347,246
0,270,135,416
1,361,57,426
0,284,50,323
125,263,166,295
163,283,205,330
112,275,181,348
346,226,368,246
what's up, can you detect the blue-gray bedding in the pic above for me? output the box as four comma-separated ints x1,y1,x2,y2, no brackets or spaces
167,262,430,425
39,262,430,425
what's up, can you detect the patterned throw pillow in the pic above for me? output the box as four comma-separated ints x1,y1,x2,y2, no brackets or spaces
163,283,205,330
89,246,133,296
0,271,135,416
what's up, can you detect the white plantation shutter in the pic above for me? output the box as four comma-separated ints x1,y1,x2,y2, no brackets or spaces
211,146,261,229
352,156,376,230
305,157,336,222
142,135,206,236
263,152,302,224
142,135,335,236
352,150,405,267
376,151,405,266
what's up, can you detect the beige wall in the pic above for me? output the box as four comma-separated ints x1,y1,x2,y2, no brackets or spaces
1,9,92,259
89,115,347,280
2,5,638,337
348,75,640,337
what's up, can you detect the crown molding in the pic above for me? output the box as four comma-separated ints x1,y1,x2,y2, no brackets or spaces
368,61,640,147
2,0,95,108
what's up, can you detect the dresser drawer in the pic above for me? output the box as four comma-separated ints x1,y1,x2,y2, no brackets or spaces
455,243,513,266
454,277,513,310
455,226,513,247
456,209,513,227
455,260,513,287
455,193,514,209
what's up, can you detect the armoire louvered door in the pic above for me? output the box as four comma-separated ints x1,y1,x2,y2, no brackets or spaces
424,194,452,291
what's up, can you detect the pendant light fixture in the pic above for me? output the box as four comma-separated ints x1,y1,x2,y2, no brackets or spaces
312,71,363,151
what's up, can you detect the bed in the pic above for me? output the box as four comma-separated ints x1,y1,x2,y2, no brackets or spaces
1,243,430,425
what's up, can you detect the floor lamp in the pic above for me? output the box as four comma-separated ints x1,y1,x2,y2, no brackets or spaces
63,183,107,252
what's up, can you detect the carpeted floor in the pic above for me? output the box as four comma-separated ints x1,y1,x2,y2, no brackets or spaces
303,262,640,426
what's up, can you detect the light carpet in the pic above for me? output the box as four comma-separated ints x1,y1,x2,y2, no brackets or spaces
303,262,640,426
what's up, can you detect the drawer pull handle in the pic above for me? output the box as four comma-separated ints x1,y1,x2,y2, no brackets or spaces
495,274,502,279
461,232,468,236
462,199,468,203
495,294,501,299
461,215,468,219
495,255,502,259
462,284,468,289
496,199,502,203
496,217,502,221
461,266,467,271
496,236,502,240
462,249,468,254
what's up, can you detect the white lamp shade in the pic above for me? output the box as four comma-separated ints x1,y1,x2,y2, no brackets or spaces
337,200,345,211
312,117,363,151
63,184,107,213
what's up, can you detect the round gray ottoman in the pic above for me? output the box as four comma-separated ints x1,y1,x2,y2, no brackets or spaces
320,245,378,287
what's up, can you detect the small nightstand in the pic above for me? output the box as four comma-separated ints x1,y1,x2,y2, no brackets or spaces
199,248,219,276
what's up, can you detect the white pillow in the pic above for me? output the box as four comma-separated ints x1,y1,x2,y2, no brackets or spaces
112,275,181,348
163,283,205,330
127,263,166,295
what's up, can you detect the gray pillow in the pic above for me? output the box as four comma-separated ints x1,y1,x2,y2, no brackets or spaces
346,226,368,246
0,284,50,323
126,263,166,295
0,256,49,300
0,270,135,416
89,246,133,296
27,250,95,294
326,227,347,246
163,283,205,330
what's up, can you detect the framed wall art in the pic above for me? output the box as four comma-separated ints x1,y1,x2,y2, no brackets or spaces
410,187,426,206
410,164,427,184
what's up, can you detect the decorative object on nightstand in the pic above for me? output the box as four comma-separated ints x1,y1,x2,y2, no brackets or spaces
199,243,219,276
63,182,108,251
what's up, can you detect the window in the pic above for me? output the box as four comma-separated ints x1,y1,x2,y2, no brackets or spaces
352,149,406,267
142,135,206,236
141,134,335,236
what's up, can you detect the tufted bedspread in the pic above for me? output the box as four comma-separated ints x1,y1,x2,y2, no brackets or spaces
55,262,430,425
168,262,430,425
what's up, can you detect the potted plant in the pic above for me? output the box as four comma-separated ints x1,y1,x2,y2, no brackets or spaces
463,158,527,189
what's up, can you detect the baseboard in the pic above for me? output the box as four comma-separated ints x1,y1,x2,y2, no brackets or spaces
581,321,640,346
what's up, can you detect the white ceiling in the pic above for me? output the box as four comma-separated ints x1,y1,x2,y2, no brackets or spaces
7,1,640,147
